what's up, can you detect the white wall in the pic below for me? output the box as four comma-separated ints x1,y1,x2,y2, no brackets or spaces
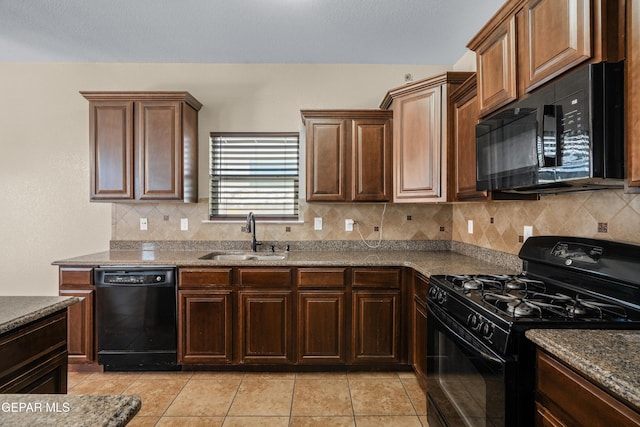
0,62,448,295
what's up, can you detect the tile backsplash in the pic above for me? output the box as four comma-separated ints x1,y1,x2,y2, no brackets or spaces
452,190,640,254
112,190,640,255
113,200,453,244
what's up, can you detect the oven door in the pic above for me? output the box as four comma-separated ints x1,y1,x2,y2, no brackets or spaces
426,301,514,427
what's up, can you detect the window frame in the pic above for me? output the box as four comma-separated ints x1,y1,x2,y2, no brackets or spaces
208,132,300,222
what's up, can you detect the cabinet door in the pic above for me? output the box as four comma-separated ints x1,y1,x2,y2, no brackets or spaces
452,77,487,201
136,101,183,200
351,290,401,364
476,15,517,116
393,86,444,202
352,118,392,201
297,291,346,364
178,291,233,364
306,118,349,201
627,0,640,188
59,289,95,364
239,291,292,364
89,101,134,200
522,0,591,92
412,296,428,385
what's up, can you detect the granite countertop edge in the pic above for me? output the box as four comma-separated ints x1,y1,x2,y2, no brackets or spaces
51,249,521,277
526,329,640,413
0,394,141,427
0,296,79,335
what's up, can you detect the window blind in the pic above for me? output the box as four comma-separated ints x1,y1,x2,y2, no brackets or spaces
209,133,299,220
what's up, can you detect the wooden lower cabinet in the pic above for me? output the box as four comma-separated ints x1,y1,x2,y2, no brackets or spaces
59,289,95,364
77,265,405,370
0,311,68,393
59,267,95,365
412,272,428,385
351,290,401,364
178,290,232,364
535,349,640,426
412,297,427,383
239,291,293,364
297,291,346,364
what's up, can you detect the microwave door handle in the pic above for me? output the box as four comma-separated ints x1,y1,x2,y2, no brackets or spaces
541,105,560,167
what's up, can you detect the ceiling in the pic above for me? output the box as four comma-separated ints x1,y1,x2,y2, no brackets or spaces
0,0,505,64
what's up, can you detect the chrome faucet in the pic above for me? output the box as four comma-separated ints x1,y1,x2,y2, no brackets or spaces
245,212,262,252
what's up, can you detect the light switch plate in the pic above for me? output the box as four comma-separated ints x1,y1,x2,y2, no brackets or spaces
467,220,473,234
523,225,533,241
140,218,148,231
314,217,323,230
181,218,189,231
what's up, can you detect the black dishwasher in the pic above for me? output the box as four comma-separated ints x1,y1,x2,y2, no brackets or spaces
95,266,178,371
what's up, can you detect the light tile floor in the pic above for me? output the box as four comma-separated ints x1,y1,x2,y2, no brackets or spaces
68,371,428,426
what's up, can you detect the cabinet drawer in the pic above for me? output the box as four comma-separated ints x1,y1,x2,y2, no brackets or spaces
179,268,232,288
59,268,93,287
0,312,67,381
238,268,292,287
298,268,347,288
414,272,429,301
353,268,400,289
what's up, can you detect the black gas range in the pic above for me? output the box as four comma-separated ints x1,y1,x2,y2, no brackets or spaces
426,236,640,427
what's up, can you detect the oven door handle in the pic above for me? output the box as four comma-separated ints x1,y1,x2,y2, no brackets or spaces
427,302,505,364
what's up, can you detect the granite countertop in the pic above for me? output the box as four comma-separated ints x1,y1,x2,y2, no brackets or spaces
0,394,141,426
52,249,519,277
0,296,79,335
526,329,640,412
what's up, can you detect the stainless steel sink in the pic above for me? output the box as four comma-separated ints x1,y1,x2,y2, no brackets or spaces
198,252,286,261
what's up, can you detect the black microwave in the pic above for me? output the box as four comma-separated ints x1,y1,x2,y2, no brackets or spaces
476,62,625,194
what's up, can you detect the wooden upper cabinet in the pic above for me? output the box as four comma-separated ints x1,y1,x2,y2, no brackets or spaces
89,101,134,200
136,101,182,200
475,15,517,116
352,118,393,201
380,72,473,203
302,110,393,202
468,0,624,117
451,75,488,201
522,0,591,92
627,0,640,188
81,91,202,203
304,116,348,201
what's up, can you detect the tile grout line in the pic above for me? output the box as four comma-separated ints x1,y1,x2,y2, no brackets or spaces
346,372,358,426
398,376,422,421
222,372,246,425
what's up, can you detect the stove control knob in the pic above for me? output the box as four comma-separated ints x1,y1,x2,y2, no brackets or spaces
467,314,479,329
437,290,447,304
429,287,438,299
480,321,494,338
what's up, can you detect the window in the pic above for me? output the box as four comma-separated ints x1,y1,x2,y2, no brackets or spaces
209,133,299,220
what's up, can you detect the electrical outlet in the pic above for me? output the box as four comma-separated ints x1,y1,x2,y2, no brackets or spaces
467,220,474,234
140,218,148,231
345,219,354,232
523,225,533,241
181,218,189,231
314,217,323,230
